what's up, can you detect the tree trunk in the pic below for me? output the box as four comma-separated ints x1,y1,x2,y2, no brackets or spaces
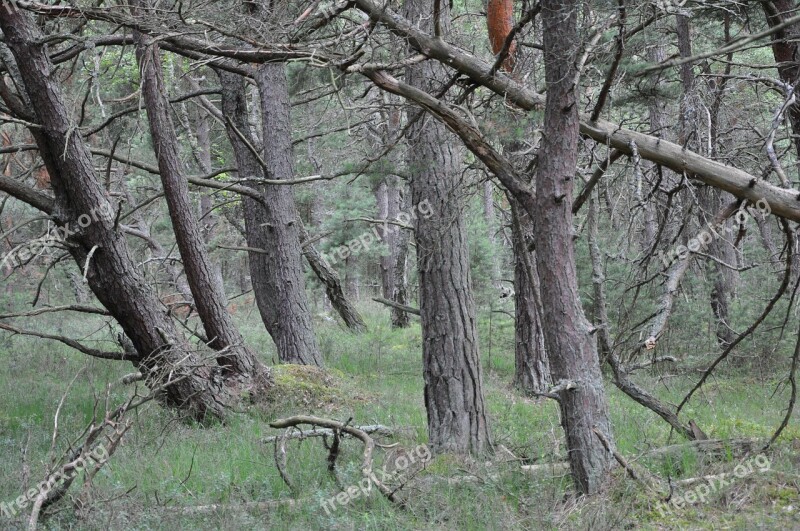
762,0,800,166
391,186,411,329
0,8,227,422
509,198,550,393
373,179,394,299
404,0,490,455
132,17,267,380
676,12,737,349
483,180,503,290
534,0,613,494
300,224,367,332
217,69,323,366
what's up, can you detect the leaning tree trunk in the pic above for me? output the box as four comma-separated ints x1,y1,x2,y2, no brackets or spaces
0,8,226,422
217,69,323,366
404,0,491,455
131,17,267,380
509,198,550,393
535,0,614,494
300,223,367,332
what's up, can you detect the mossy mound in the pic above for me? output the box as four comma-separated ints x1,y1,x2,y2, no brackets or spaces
257,364,360,412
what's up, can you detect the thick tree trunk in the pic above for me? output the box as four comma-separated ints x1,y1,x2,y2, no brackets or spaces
217,69,323,366
132,20,267,380
509,198,550,393
404,0,490,455
0,8,227,422
535,0,613,494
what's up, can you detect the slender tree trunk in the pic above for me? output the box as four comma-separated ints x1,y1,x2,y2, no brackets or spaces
132,17,266,380
677,13,737,349
0,8,227,422
300,224,367,332
509,198,550,393
186,95,218,245
761,1,800,282
483,180,503,289
391,186,411,329
535,0,613,494
404,0,490,455
373,178,396,298
217,69,323,366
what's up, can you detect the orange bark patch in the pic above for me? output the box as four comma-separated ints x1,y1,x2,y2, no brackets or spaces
487,0,517,72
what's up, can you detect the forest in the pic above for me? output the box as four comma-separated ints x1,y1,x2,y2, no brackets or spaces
1,0,800,529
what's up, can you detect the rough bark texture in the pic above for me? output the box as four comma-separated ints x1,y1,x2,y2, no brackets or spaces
404,0,490,455
132,17,266,379
0,8,226,422
218,69,323,366
509,198,550,393
535,0,613,494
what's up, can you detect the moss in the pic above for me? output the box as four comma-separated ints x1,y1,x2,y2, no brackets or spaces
256,364,360,413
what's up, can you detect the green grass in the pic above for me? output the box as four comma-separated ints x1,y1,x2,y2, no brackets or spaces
0,303,799,530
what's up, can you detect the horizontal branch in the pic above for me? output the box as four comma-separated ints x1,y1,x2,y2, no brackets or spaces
0,305,108,319
372,297,420,316
0,322,127,360
0,175,55,213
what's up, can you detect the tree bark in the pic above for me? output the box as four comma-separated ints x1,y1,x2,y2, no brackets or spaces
0,7,227,422
131,13,267,380
300,224,367,332
217,69,323,366
403,0,491,455
509,198,549,393
762,0,800,163
391,186,411,329
534,0,613,494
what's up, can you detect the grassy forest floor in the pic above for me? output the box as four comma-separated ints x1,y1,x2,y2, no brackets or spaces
1,303,799,530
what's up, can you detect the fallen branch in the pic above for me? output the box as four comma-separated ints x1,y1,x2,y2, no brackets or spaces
262,424,393,443
269,415,399,502
643,438,761,461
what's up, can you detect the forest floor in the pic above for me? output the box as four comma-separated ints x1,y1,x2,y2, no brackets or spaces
1,303,799,530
